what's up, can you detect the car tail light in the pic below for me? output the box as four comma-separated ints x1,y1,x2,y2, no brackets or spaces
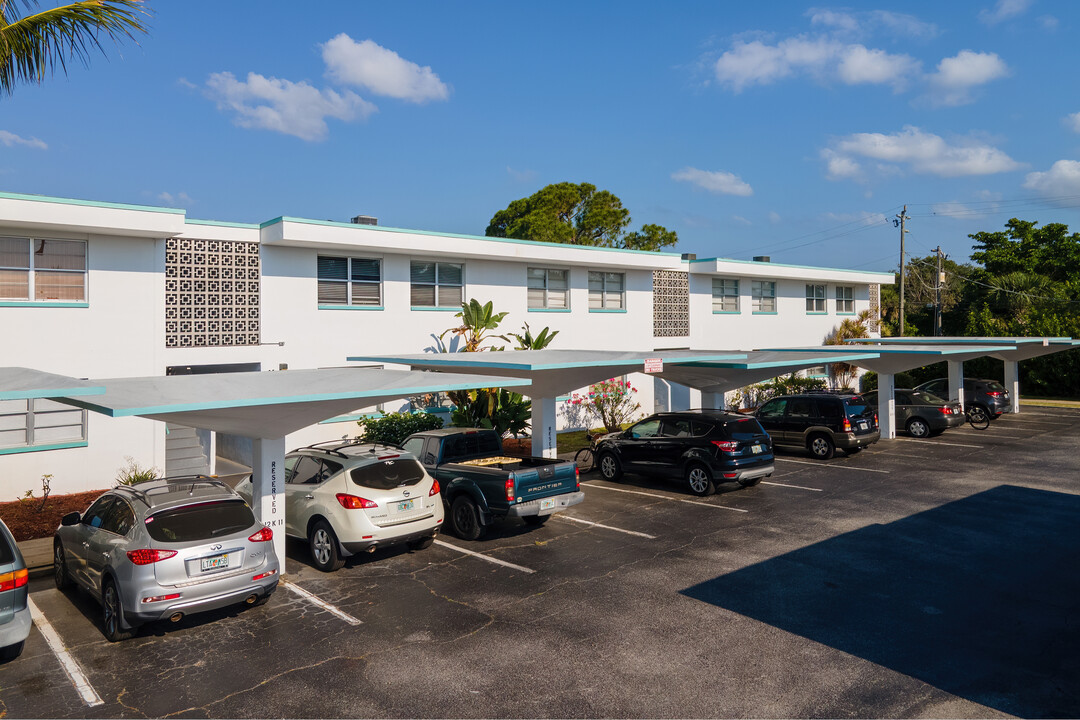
248,526,273,542
711,440,738,452
723,472,737,479
987,391,1002,397
0,568,28,592
873,413,878,426
429,478,440,496
141,593,181,603
377,453,400,460
842,417,852,432
505,474,515,502
575,466,580,489
253,569,278,581
126,548,178,565
336,493,377,509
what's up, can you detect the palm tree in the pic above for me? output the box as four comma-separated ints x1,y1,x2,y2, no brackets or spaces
1,0,148,96
824,309,873,390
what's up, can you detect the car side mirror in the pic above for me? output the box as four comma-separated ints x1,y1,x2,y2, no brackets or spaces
61,511,81,526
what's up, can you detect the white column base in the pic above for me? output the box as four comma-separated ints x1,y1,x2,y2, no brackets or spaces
948,361,965,411
530,396,558,459
1004,360,1020,413
252,437,287,572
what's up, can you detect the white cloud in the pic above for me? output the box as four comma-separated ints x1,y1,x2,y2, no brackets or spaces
807,9,938,39
1023,160,1080,196
821,148,861,180
1038,15,1059,30
157,192,192,207
822,211,887,227
732,215,752,226
1065,112,1080,133
769,211,782,224
923,50,1009,106
321,34,448,103
672,167,753,196
713,35,917,92
506,166,537,183
0,130,47,150
204,71,376,141
979,0,1033,25
826,126,1023,178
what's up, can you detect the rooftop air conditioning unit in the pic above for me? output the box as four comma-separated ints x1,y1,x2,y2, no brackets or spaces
351,215,378,226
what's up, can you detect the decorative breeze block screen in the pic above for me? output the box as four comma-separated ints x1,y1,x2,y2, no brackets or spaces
868,283,880,332
165,238,261,348
653,270,689,338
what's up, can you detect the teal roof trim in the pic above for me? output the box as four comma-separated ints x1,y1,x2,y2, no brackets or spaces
347,353,747,371
685,353,880,370
765,345,1015,356
0,385,105,401
261,216,684,258
844,337,1071,345
0,190,184,215
186,218,261,229
690,256,894,278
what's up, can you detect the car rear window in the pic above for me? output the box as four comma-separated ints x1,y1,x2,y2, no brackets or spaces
984,381,1006,392
145,500,256,543
443,432,501,461
0,532,15,564
913,391,946,404
844,397,874,417
717,417,767,440
351,458,426,490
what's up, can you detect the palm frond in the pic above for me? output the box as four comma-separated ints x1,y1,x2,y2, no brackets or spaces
0,0,149,96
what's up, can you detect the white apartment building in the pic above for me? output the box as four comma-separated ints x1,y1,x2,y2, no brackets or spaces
1,191,892,495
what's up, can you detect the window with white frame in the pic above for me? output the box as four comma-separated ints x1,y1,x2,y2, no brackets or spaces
0,398,87,450
588,271,624,309
0,236,87,302
806,284,826,312
410,261,463,307
836,285,854,313
804,365,828,378
317,256,381,306
751,280,776,312
711,278,739,312
527,267,569,309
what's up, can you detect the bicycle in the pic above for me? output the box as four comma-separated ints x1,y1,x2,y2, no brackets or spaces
965,404,990,430
573,433,596,473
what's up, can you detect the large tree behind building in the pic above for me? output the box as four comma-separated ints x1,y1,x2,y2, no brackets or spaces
485,182,677,251
0,0,148,96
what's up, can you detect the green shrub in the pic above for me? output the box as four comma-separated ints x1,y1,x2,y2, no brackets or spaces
116,456,161,486
359,412,444,446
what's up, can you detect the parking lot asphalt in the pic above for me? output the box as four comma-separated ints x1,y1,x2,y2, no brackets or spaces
2,408,1079,718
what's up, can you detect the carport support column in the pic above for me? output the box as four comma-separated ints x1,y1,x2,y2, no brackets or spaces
530,396,558,459
948,361,965,411
877,372,896,440
252,437,287,571
1004,360,1020,414
701,392,723,410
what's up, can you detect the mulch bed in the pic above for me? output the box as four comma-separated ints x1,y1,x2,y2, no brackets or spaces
0,490,105,542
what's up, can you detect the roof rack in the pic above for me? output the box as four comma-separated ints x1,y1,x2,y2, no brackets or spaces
114,475,231,508
298,438,396,457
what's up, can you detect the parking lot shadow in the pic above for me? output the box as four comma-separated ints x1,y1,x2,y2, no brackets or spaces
681,485,1080,718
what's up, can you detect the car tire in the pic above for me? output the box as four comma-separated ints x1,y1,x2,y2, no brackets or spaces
598,452,623,481
907,417,931,438
449,496,484,541
407,535,435,551
0,641,24,663
523,514,549,526
685,463,715,496
308,519,346,572
808,434,835,460
102,578,134,642
53,541,71,591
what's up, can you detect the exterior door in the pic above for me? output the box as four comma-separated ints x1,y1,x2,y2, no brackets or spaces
283,454,316,537
621,418,662,470
756,399,788,442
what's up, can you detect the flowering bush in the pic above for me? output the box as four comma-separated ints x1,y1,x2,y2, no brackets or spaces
566,378,641,432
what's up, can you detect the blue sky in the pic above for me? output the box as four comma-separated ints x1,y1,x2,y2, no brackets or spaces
3,0,1079,271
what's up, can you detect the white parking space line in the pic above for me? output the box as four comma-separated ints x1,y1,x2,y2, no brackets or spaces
282,579,362,625
760,481,823,492
552,514,657,539
773,458,891,473
894,438,984,449
581,482,749,512
27,597,103,707
433,539,536,574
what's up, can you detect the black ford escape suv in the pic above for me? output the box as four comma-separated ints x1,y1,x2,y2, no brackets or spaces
754,392,879,459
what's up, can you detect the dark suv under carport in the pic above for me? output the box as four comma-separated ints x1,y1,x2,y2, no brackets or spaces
754,392,879,459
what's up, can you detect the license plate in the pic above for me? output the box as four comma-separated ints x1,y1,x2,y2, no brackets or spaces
201,554,228,572
539,497,556,511
750,444,762,454
395,499,415,513
857,421,868,430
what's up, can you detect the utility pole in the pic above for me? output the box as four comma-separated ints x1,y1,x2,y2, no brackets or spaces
894,206,910,336
932,246,944,336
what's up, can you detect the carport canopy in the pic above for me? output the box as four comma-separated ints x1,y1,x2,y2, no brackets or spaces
844,337,1080,414
346,349,877,456
760,344,1019,439
0,367,105,400
51,367,533,566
